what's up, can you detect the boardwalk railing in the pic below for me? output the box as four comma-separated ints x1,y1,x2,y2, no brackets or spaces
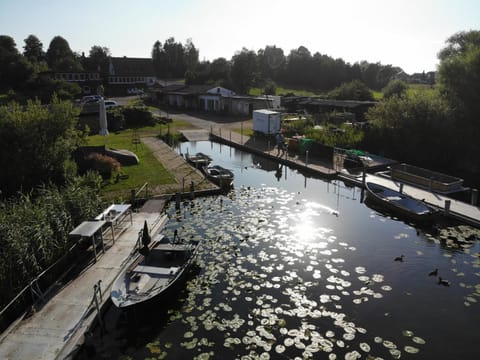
0,242,81,334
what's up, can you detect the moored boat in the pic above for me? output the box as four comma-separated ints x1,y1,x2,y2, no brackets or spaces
365,182,436,223
185,152,212,169
203,165,234,189
110,222,200,309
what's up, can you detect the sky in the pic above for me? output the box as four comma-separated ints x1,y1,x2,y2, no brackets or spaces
1,0,479,74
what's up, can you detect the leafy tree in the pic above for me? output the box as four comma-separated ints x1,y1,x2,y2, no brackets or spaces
0,97,84,196
257,45,285,81
364,92,453,170
231,48,258,93
210,57,230,82
0,35,33,90
184,38,199,72
437,30,480,176
23,34,44,63
86,45,110,72
151,40,166,77
46,36,82,72
328,80,374,101
382,79,408,99
263,81,277,95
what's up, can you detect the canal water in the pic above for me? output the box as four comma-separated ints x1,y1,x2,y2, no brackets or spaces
78,141,480,360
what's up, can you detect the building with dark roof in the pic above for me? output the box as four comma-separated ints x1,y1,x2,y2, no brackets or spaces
47,56,158,96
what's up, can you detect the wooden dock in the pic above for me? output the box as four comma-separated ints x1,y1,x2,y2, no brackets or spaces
211,130,480,227
0,211,169,360
180,129,210,141
338,172,480,227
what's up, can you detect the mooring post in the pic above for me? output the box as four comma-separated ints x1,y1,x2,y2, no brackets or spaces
305,150,309,166
362,168,366,188
241,122,243,145
230,131,231,142
93,281,104,329
471,189,478,206
175,192,181,210
190,181,195,200
182,178,185,193
399,183,404,193
444,199,451,214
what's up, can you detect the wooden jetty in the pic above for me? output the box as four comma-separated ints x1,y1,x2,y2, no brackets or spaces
211,129,480,227
339,172,480,227
0,210,169,360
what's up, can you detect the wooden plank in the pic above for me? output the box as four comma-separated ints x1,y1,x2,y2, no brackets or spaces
133,265,179,275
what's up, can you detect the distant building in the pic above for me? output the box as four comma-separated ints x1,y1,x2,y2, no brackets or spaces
45,56,158,96
152,85,276,116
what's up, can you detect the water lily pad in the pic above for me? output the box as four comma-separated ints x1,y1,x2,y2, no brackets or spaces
412,336,426,345
404,345,420,354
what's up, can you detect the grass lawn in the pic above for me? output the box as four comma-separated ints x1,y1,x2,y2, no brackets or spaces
86,120,192,200
406,83,438,97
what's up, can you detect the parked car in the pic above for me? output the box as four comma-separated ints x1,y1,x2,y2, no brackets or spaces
81,95,103,104
127,88,144,95
104,100,119,109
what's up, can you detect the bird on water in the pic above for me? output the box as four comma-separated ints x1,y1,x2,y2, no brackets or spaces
394,255,404,262
438,277,450,286
428,268,438,276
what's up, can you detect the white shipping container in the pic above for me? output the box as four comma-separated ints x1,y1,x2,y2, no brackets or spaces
252,109,281,134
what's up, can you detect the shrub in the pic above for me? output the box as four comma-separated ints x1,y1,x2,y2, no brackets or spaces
87,153,120,179
123,106,156,128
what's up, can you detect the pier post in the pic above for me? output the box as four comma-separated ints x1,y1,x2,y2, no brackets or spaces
306,150,309,166
93,282,104,330
190,181,195,200
471,189,478,206
399,184,404,193
444,199,451,214
175,193,181,210
362,168,366,187
241,122,243,145
230,131,231,142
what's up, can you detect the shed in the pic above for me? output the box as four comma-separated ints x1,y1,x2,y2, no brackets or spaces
252,109,281,135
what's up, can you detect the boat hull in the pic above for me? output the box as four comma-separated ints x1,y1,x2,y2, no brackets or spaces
203,165,234,189
365,182,435,223
110,239,200,310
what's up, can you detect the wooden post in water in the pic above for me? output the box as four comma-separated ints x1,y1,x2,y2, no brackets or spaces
175,193,181,210
190,181,195,200
305,150,309,166
399,183,404,193
241,122,243,145
362,168,366,188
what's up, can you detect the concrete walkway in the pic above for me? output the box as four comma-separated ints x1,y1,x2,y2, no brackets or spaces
141,137,218,194
0,211,168,360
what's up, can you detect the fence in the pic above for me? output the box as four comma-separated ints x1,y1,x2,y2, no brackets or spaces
0,242,82,334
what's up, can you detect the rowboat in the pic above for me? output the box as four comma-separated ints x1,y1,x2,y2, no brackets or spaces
185,152,212,169
365,182,435,222
110,222,200,309
203,165,234,189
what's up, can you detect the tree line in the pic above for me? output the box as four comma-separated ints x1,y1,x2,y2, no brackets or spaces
1,32,408,102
